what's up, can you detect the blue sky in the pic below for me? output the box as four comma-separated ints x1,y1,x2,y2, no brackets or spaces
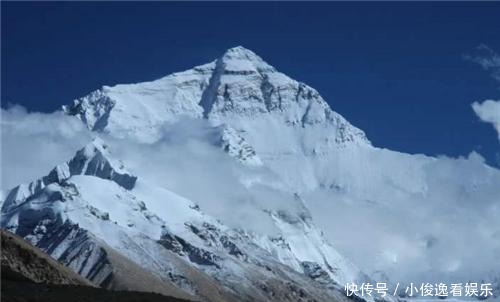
2,2,499,165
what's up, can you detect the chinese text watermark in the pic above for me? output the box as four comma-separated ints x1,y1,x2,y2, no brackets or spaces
345,283,494,298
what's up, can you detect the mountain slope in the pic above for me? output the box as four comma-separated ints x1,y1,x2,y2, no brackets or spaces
1,229,195,302
1,138,367,302
1,281,192,302
1,229,92,286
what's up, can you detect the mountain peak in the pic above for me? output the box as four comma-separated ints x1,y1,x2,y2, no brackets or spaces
222,46,260,60
1,138,137,212
218,46,274,73
63,47,369,145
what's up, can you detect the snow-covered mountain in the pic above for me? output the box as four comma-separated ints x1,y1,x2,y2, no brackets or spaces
3,46,500,301
62,46,370,190
62,46,367,145
1,136,370,301
2,46,377,301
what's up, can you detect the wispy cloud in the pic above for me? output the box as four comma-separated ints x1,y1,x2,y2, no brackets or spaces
0,105,93,190
465,44,500,142
464,44,500,83
472,100,500,141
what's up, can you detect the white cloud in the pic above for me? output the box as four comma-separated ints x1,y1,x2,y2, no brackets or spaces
0,105,93,190
101,119,304,235
99,117,500,286
467,45,500,141
472,100,500,140
305,149,500,286
3,103,500,288
0,109,299,234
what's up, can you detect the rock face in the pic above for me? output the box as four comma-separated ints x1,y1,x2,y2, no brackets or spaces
0,231,194,302
216,125,263,166
0,229,92,286
1,46,397,302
